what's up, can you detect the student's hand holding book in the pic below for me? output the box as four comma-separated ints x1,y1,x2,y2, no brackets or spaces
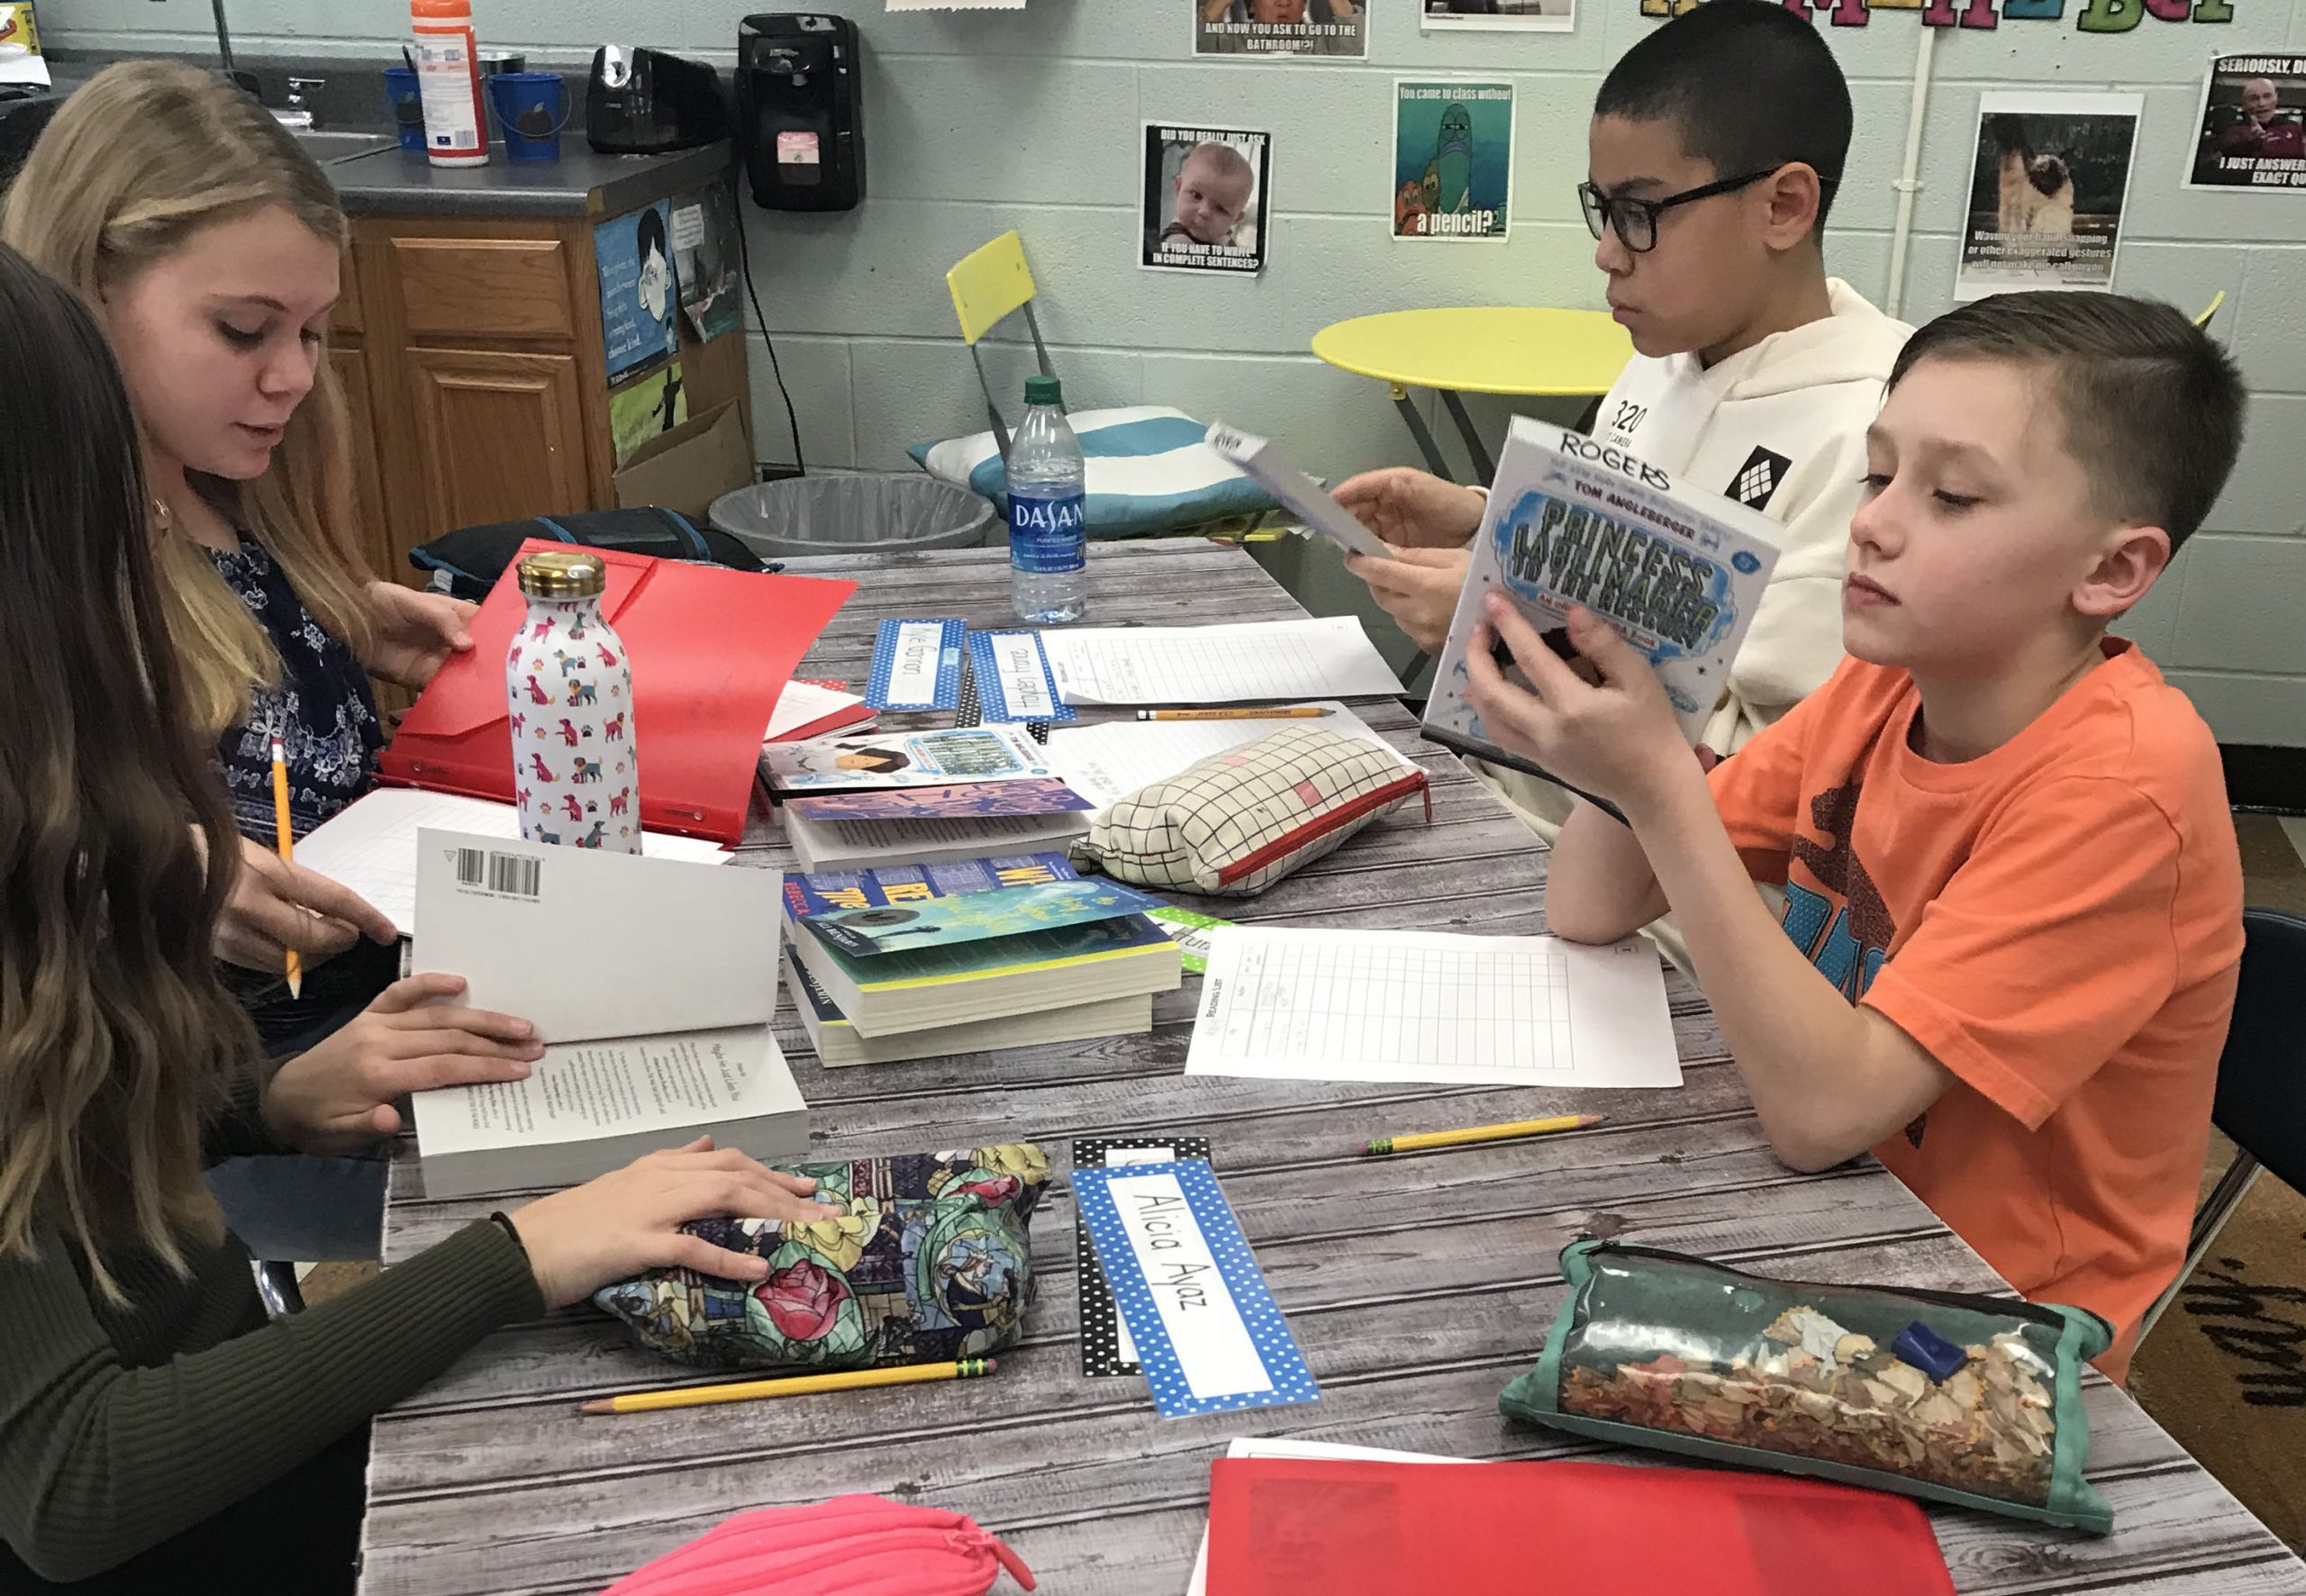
261,972,545,1155
1462,595,1702,816
510,1138,847,1310
1335,467,1485,653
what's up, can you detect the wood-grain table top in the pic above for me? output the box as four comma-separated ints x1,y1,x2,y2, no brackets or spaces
360,540,2306,1596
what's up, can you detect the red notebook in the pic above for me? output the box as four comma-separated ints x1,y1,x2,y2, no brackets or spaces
1206,1457,1956,1596
379,541,855,844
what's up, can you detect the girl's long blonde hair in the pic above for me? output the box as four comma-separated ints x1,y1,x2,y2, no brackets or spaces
0,241,254,1302
0,59,375,736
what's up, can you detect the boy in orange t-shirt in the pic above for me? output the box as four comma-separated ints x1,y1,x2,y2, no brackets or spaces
1479,292,2247,1379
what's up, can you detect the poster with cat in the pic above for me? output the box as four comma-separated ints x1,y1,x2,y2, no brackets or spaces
1956,91,2141,301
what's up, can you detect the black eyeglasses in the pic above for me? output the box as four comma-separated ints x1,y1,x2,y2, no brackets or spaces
1577,167,1825,253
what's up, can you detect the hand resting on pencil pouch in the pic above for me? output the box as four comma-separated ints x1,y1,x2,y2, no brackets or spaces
594,1145,1052,1372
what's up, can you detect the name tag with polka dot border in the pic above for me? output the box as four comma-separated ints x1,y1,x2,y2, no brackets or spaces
1071,1158,1320,1419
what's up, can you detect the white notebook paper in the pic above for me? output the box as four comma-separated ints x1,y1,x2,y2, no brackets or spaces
1044,701,1409,812
1040,617,1402,706
295,789,729,938
1186,927,1682,1090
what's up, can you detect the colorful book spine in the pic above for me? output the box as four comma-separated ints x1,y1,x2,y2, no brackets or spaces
780,850,1080,921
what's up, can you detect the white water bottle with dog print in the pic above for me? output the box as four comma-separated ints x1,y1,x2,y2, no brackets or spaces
505,551,640,853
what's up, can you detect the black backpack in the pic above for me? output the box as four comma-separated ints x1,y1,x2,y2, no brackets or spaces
406,507,776,603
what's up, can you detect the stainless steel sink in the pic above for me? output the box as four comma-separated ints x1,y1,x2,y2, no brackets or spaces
288,130,397,166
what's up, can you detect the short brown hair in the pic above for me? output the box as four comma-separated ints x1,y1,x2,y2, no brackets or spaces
1887,292,2245,555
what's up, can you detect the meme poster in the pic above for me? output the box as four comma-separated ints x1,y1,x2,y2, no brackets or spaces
609,361,686,467
1956,90,2140,300
1393,81,1514,242
669,183,744,340
1194,0,1369,59
2187,55,2306,191
1141,125,1273,276
1421,0,1572,32
595,198,678,381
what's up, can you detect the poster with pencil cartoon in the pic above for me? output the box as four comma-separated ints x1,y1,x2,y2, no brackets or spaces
1422,420,1780,779
1393,80,1513,241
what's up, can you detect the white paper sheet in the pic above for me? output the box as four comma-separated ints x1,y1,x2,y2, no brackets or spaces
1186,927,1682,1089
1044,701,1408,811
1186,1437,1471,1596
765,680,871,741
1040,616,1402,706
295,790,730,938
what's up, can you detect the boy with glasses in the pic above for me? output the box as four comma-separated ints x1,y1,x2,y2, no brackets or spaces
1343,0,1909,927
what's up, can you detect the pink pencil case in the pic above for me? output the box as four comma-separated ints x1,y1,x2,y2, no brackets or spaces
601,1494,1035,1595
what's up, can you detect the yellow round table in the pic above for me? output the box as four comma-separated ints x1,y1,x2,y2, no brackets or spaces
1312,306,1633,482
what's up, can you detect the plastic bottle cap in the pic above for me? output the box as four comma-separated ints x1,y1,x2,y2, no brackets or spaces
1023,376,1063,406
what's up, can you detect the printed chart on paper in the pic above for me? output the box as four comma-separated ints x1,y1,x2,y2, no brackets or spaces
1185,927,1682,1089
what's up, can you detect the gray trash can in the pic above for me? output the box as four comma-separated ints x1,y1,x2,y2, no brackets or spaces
707,473,997,559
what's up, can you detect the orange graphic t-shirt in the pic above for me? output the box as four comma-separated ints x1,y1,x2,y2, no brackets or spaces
1708,639,2243,1380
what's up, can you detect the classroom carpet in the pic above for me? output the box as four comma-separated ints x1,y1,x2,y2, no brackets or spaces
295,818,2306,1552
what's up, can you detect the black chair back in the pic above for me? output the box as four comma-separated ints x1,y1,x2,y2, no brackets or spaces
2213,906,2306,1188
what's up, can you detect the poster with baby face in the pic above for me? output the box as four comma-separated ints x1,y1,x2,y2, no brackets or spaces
1392,81,1514,242
595,199,678,381
2187,55,2306,191
1956,90,2141,301
1140,125,1272,276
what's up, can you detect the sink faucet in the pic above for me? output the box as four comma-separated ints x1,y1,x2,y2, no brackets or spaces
277,77,322,131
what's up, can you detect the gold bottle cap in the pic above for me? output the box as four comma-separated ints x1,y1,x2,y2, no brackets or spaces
515,549,607,599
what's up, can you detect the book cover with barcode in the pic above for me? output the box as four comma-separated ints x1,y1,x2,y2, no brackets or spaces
1422,418,1781,773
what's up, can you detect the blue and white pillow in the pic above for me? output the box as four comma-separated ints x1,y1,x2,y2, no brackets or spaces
910,405,1276,539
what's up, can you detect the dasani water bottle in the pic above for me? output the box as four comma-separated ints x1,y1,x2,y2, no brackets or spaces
1007,375,1087,624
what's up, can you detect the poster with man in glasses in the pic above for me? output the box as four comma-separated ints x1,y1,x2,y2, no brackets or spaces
1956,90,2141,301
2187,55,2306,190
1194,0,1368,59
1393,81,1514,241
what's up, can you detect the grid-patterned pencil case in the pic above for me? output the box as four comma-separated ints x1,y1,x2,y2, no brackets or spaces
1499,1240,2115,1533
1070,725,1429,897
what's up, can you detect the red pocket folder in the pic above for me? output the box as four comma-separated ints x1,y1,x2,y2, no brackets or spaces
1206,1457,1956,1596
379,541,855,843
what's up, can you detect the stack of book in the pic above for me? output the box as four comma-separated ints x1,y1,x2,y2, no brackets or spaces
781,851,1181,1066
763,723,1096,872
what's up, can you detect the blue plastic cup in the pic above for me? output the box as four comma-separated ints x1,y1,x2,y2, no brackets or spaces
384,65,424,153
486,71,571,162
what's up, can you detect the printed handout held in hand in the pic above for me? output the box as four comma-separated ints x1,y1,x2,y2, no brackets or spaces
1204,422,1398,562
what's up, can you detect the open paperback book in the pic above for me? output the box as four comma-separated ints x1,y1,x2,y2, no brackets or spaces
406,830,806,1198
1421,419,1781,784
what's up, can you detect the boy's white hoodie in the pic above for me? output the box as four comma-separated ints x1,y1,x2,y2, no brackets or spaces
1591,277,1913,754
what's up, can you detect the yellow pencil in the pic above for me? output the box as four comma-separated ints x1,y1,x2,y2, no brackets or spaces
579,1356,996,1416
1364,1113,1604,1156
268,737,301,1001
1135,706,1333,722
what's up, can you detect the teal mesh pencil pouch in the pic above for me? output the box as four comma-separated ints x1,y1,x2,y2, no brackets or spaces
1500,1240,2115,1534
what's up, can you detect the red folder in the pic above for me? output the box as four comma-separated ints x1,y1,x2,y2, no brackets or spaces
379,541,855,844
1207,1457,1956,1596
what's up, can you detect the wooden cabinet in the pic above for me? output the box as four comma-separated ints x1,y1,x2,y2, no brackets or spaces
327,344,393,579
328,190,754,590
403,347,590,537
